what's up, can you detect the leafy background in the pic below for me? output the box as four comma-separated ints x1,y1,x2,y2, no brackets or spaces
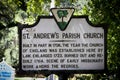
0,0,120,79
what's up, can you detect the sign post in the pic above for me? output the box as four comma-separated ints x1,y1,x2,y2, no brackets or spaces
18,8,107,79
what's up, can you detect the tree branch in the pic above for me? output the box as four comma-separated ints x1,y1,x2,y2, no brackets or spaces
0,22,19,30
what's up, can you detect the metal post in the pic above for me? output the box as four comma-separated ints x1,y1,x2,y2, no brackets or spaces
58,74,70,80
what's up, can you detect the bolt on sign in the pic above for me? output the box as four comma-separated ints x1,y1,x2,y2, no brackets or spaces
18,8,107,74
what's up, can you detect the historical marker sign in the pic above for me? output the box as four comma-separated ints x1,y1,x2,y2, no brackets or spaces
19,8,107,74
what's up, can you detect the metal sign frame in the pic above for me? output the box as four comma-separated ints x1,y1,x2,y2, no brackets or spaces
18,15,108,75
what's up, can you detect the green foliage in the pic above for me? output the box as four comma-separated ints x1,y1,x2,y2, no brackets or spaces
0,0,21,64
87,0,120,25
0,0,52,66
15,10,37,24
0,0,20,27
26,0,51,16
55,0,75,7
84,0,120,79
88,0,120,67
0,27,18,66
0,0,120,79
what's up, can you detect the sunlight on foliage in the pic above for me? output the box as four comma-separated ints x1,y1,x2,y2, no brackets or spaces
0,27,18,66
0,0,120,79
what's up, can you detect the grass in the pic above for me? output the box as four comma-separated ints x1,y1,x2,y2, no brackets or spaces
15,77,46,80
